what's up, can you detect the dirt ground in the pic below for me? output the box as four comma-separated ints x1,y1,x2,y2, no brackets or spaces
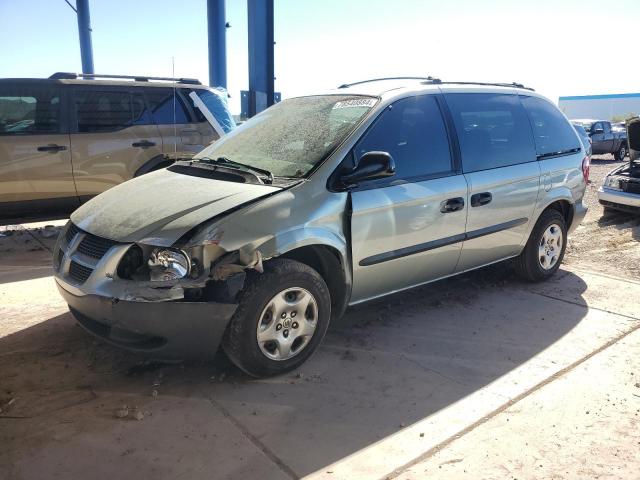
564,154,640,280
1,163,639,480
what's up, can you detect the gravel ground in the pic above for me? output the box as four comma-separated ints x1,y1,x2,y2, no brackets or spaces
563,154,640,280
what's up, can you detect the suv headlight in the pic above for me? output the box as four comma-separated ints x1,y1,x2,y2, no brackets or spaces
604,176,622,190
148,248,191,281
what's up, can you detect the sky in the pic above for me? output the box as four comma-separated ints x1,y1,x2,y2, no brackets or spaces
1,0,639,114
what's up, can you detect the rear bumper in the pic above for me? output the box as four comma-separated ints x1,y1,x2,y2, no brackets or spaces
598,187,640,212
56,280,237,360
569,200,588,233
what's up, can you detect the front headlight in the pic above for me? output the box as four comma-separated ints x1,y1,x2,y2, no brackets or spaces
148,248,191,281
604,176,622,190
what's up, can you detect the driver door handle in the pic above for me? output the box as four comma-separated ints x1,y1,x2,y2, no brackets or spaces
440,197,465,213
37,144,67,153
471,192,493,207
132,140,156,148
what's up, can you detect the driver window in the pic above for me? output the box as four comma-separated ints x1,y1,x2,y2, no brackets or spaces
354,95,453,185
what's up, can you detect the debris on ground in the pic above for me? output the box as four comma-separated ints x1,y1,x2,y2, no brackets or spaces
115,405,129,418
132,409,145,421
0,397,16,414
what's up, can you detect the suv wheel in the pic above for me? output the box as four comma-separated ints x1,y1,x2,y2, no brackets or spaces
615,144,627,161
515,209,567,282
222,259,331,377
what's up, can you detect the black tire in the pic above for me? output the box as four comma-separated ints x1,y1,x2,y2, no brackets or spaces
514,209,567,282
615,143,627,161
222,258,331,377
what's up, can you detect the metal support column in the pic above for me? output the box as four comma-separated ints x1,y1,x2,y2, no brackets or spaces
76,0,94,74
207,0,227,88
247,0,274,117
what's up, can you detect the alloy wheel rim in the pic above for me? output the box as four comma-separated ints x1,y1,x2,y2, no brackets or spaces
538,223,563,270
256,287,318,361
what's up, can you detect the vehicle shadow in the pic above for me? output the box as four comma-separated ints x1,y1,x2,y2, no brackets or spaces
0,262,590,478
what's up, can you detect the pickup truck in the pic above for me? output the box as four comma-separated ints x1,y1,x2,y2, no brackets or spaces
572,119,628,160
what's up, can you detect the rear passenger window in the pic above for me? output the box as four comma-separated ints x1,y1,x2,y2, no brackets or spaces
132,93,152,125
355,95,453,183
145,89,190,124
445,93,536,172
0,86,61,135
520,96,581,157
75,90,133,132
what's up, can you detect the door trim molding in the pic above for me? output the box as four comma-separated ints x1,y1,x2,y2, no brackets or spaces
359,217,528,266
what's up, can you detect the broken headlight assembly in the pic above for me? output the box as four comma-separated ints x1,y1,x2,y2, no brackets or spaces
148,248,192,281
604,175,622,190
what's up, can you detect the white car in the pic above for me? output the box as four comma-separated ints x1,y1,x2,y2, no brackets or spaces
598,117,640,214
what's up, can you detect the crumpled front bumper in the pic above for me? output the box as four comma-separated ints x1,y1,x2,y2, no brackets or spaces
56,279,237,360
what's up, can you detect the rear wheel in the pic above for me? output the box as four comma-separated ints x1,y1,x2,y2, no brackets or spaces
515,209,567,282
615,143,627,161
222,259,331,377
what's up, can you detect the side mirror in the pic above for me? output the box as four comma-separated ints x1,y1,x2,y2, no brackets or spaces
592,127,604,135
340,151,396,187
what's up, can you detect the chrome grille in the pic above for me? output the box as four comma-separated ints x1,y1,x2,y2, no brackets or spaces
69,261,93,284
65,223,81,244
58,222,120,285
77,234,117,259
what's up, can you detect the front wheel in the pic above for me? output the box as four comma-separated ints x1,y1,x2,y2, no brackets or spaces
615,143,627,161
222,259,331,377
515,209,567,282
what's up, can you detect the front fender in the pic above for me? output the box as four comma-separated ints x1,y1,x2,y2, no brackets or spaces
254,226,349,264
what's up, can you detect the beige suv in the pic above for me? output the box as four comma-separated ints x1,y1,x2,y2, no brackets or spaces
0,72,234,221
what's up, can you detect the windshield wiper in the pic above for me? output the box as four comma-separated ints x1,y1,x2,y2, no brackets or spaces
196,156,274,184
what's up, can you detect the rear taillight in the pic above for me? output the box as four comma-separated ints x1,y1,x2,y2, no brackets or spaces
581,155,590,183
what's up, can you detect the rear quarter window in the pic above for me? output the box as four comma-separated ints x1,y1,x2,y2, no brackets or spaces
444,93,536,172
0,85,61,135
521,96,581,157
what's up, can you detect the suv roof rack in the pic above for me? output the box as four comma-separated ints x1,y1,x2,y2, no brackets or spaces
421,78,535,91
338,76,534,92
338,76,440,89
49,72,201,85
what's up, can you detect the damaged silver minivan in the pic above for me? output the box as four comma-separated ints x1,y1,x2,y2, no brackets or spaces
54,78,588,377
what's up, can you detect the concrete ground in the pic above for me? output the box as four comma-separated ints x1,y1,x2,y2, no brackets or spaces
1,157,639,479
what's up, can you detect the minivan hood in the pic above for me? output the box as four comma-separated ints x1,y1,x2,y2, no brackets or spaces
71,168,280,245
628,117,640,161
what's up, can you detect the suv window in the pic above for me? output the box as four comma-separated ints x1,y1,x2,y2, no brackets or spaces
145,89,190,124
132,92,153,126
75,90,134,133
603,122,611,134
521,96,581,157
0,85,61,135
445,93,535,172
354,95,453,183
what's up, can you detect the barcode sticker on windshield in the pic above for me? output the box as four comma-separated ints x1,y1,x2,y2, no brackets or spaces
332,99,377,109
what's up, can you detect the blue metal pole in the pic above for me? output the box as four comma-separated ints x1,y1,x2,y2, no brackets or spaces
207,0,227,88
247,0,274,117
76,0,94,74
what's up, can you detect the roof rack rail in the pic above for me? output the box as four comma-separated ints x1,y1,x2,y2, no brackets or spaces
338,76,440,89
49,72,201,85
421,78,535,91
